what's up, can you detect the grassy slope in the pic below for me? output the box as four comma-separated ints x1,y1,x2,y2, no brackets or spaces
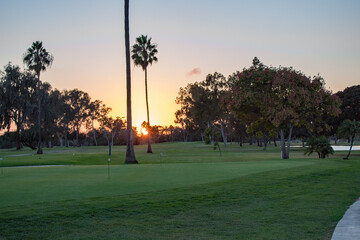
0,142,359,239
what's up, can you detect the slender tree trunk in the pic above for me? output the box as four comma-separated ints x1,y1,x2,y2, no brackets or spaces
249,135,253,145
201,132,204,144
57,132,63,147
65,131,69,147
220,121,227,147
280,129,287,159
92,120,98,146
144,68,153,153
92,129,97,146
105,133,111,156
334,134,337,145
344,135,355,159
263,137,268,151
286,125,293,158
15,124,21,150
76,126,80,147
15,112,22,150
36,74,43,154
112,132,115,146
217,142,222,157
273,137,277,147
124,0,137,164
109,134,112,156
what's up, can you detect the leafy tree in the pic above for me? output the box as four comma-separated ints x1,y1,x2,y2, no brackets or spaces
39,82,55,148
87,100,103,146
338,119,360,159
63,89,90,147
45,89,67,147
230,58,340,159
100,116,124,156
175,72,234,145
175,82,213,143
201,72,231,146
304,136,334,158
174,109,189,142
336,85,360,122
23,41,53,154
132,35,158,153
0,64,37,149
55,90,74,147
246,117,277,150
124,0,137,163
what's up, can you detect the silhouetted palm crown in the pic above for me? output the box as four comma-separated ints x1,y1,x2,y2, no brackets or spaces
23,41,53,77
131,35,158,70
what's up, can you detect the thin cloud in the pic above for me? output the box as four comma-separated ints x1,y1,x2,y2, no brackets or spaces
187,68,201,77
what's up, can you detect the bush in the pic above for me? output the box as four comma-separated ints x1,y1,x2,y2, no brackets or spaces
304,136,334,158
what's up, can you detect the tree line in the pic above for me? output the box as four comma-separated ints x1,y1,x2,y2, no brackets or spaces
175,57,360,159
0,62,188,152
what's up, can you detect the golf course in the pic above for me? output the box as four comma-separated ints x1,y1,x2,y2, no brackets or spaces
1,142,359,239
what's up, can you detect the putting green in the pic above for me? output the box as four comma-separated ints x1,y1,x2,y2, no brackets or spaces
0,160,314,208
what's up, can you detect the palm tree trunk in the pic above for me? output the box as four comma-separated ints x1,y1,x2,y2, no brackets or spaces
36,74,43,154
145,68,153,153
124,0,137,164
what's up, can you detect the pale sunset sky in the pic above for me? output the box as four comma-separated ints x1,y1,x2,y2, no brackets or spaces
1,0,359,129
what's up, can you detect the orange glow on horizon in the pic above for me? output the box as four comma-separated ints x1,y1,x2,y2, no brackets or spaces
140,128,148,135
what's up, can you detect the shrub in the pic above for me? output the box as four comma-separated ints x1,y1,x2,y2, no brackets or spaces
304,136,334,158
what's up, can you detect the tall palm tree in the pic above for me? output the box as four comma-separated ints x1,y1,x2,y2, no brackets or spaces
131,35,158,153
124,0,137,163
23,41,53,154
338,119,360,159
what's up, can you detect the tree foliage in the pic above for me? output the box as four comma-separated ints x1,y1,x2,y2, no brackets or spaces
336,85,360,122
338,119,360,159
228,58,340,159
175,72,232,146
0,63,37,149
304,136,334,158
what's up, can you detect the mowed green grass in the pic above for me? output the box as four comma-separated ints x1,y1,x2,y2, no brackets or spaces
0,142,360,239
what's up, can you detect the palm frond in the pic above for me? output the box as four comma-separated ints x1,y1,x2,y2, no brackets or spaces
131,35,158,71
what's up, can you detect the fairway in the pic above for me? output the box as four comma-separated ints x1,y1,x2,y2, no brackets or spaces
1,160,313,207
1,142,360,239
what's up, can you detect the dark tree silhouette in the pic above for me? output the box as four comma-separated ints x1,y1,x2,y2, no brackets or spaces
124,0,137,163
132,35,158,153
229,58,340,159
0,64,37,149
338,119,360,159
23,41,53,154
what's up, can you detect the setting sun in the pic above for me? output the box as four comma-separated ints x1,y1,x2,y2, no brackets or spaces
140,128,148,135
